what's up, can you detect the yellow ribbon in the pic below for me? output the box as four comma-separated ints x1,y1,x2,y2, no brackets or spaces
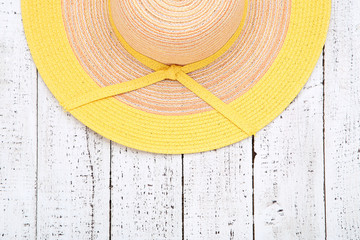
63,0,256,136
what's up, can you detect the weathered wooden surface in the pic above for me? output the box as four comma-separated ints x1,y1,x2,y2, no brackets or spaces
324,0,360,239
110,147,182,239
1,0,360,239
0,1,37,239
36,75,111,240
254,55,326,240
183,141,253,240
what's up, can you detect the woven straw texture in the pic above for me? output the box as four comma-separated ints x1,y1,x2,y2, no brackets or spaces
62,0,290,116
22,0,331,154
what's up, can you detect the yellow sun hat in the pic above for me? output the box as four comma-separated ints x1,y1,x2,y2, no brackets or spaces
22,0,331,154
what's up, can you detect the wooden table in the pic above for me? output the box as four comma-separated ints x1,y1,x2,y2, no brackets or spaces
1,1,359,239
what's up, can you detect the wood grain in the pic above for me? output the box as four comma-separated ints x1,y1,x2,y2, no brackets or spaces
0,1,37,239
110,146,182,239
253,56,326,239
183,141,253,240
324,0,360,239
36,76,111,239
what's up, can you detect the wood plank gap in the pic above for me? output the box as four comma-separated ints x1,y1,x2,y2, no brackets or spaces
322,47,328,240
35,69,39,240
85,128,96,239
182,154,185,240
109,141,112,240
252,136,256,240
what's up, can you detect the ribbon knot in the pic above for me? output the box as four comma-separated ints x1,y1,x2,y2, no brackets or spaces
62,63,256,136
62,62,256,136
164,65,183,80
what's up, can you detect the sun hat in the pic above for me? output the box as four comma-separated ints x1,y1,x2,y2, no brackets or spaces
21,0,331,154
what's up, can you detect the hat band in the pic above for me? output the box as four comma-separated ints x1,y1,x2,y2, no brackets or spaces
108,0,249,73
62,0,256,136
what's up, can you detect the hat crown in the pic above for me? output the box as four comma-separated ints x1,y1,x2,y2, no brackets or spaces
110,0,246,65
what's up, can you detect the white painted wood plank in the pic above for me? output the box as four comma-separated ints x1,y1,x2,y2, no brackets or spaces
36,76,111,239
183,141,253,240
110,146,182,240
324,0,360,239
0,0,38,239
254,57,326,239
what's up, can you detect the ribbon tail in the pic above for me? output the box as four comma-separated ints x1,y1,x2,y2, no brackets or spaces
63,70,167,112
176,72,256,136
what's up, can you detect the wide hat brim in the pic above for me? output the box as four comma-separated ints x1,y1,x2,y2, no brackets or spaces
22,0,331,154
